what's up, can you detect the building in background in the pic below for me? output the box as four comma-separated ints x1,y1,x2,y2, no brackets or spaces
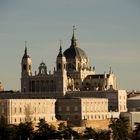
127,95,140,112
121,112,140,130
0,28,129,129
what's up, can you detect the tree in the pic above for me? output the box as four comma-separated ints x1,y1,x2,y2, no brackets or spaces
16,121,34,140
83,127,96,139
109,116,130,140
6,124,17,140
94,130,110,140
83,127,110,140
58,122,81,139
35,118,56,139
133,122,140,140
0,116,7,140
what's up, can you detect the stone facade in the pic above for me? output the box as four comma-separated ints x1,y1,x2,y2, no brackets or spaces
56,98,109,126
66,90,127,112
0,99,56,124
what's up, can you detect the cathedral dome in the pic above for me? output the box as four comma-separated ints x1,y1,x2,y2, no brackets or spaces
64,46,87,60
64,28,88,60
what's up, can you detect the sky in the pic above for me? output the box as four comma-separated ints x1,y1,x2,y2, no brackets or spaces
0,0,140,91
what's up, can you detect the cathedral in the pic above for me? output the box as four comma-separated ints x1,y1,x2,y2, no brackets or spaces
0,28,128,128
21,28,117,95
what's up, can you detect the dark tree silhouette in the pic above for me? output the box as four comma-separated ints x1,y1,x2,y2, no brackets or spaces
58,122,81,139
16,121,34,140
109,116,130,140
34,118,56,139
133,122,140,140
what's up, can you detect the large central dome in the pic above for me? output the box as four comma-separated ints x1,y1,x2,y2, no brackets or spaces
64,46,87,60
64,30,88,60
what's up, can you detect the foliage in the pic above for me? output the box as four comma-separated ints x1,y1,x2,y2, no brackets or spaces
34,118,56,139
132,122,140,140
6,124,17,140
109,116,130,140
1,116,140,140
83,127,110,140
58,122,81,139
83,127,96,139
16,121,34,140
0,116,7,140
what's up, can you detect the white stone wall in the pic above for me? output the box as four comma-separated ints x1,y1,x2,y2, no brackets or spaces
81,98,108,120
118,90,127,112
0,99,56,124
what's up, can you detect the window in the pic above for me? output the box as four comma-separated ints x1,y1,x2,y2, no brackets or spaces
58,106,62,112
23,64,26,70
66,106,70,111
2,108,4,114
20,107,22,113
74,106,78,111
75,115,78,119
58,63,61,69
15,108,17,114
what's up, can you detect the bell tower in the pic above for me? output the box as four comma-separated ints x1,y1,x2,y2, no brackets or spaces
21,42,32,92
56,42,67,95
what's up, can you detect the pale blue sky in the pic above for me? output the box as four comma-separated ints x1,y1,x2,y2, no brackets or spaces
0,0,140,90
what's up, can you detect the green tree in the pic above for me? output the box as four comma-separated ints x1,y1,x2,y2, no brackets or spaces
83,127,110,140
94,130,110,140
58,122,80,139
133,122,140,140
109,116,130,140
16,121,34,140
6,124,17,140
83,127,96,139
0,116,7,140
35,118,56,139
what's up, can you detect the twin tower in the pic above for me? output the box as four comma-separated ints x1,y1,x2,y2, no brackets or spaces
21,29,117,96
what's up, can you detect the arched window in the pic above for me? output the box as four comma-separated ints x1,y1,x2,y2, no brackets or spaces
58,63,61,69
23,64,26,70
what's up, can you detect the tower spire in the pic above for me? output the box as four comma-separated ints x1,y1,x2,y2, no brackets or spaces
23,41,30,59
60,40,62,53
71,25,77,47
24,41,27,56
57,40,63,57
